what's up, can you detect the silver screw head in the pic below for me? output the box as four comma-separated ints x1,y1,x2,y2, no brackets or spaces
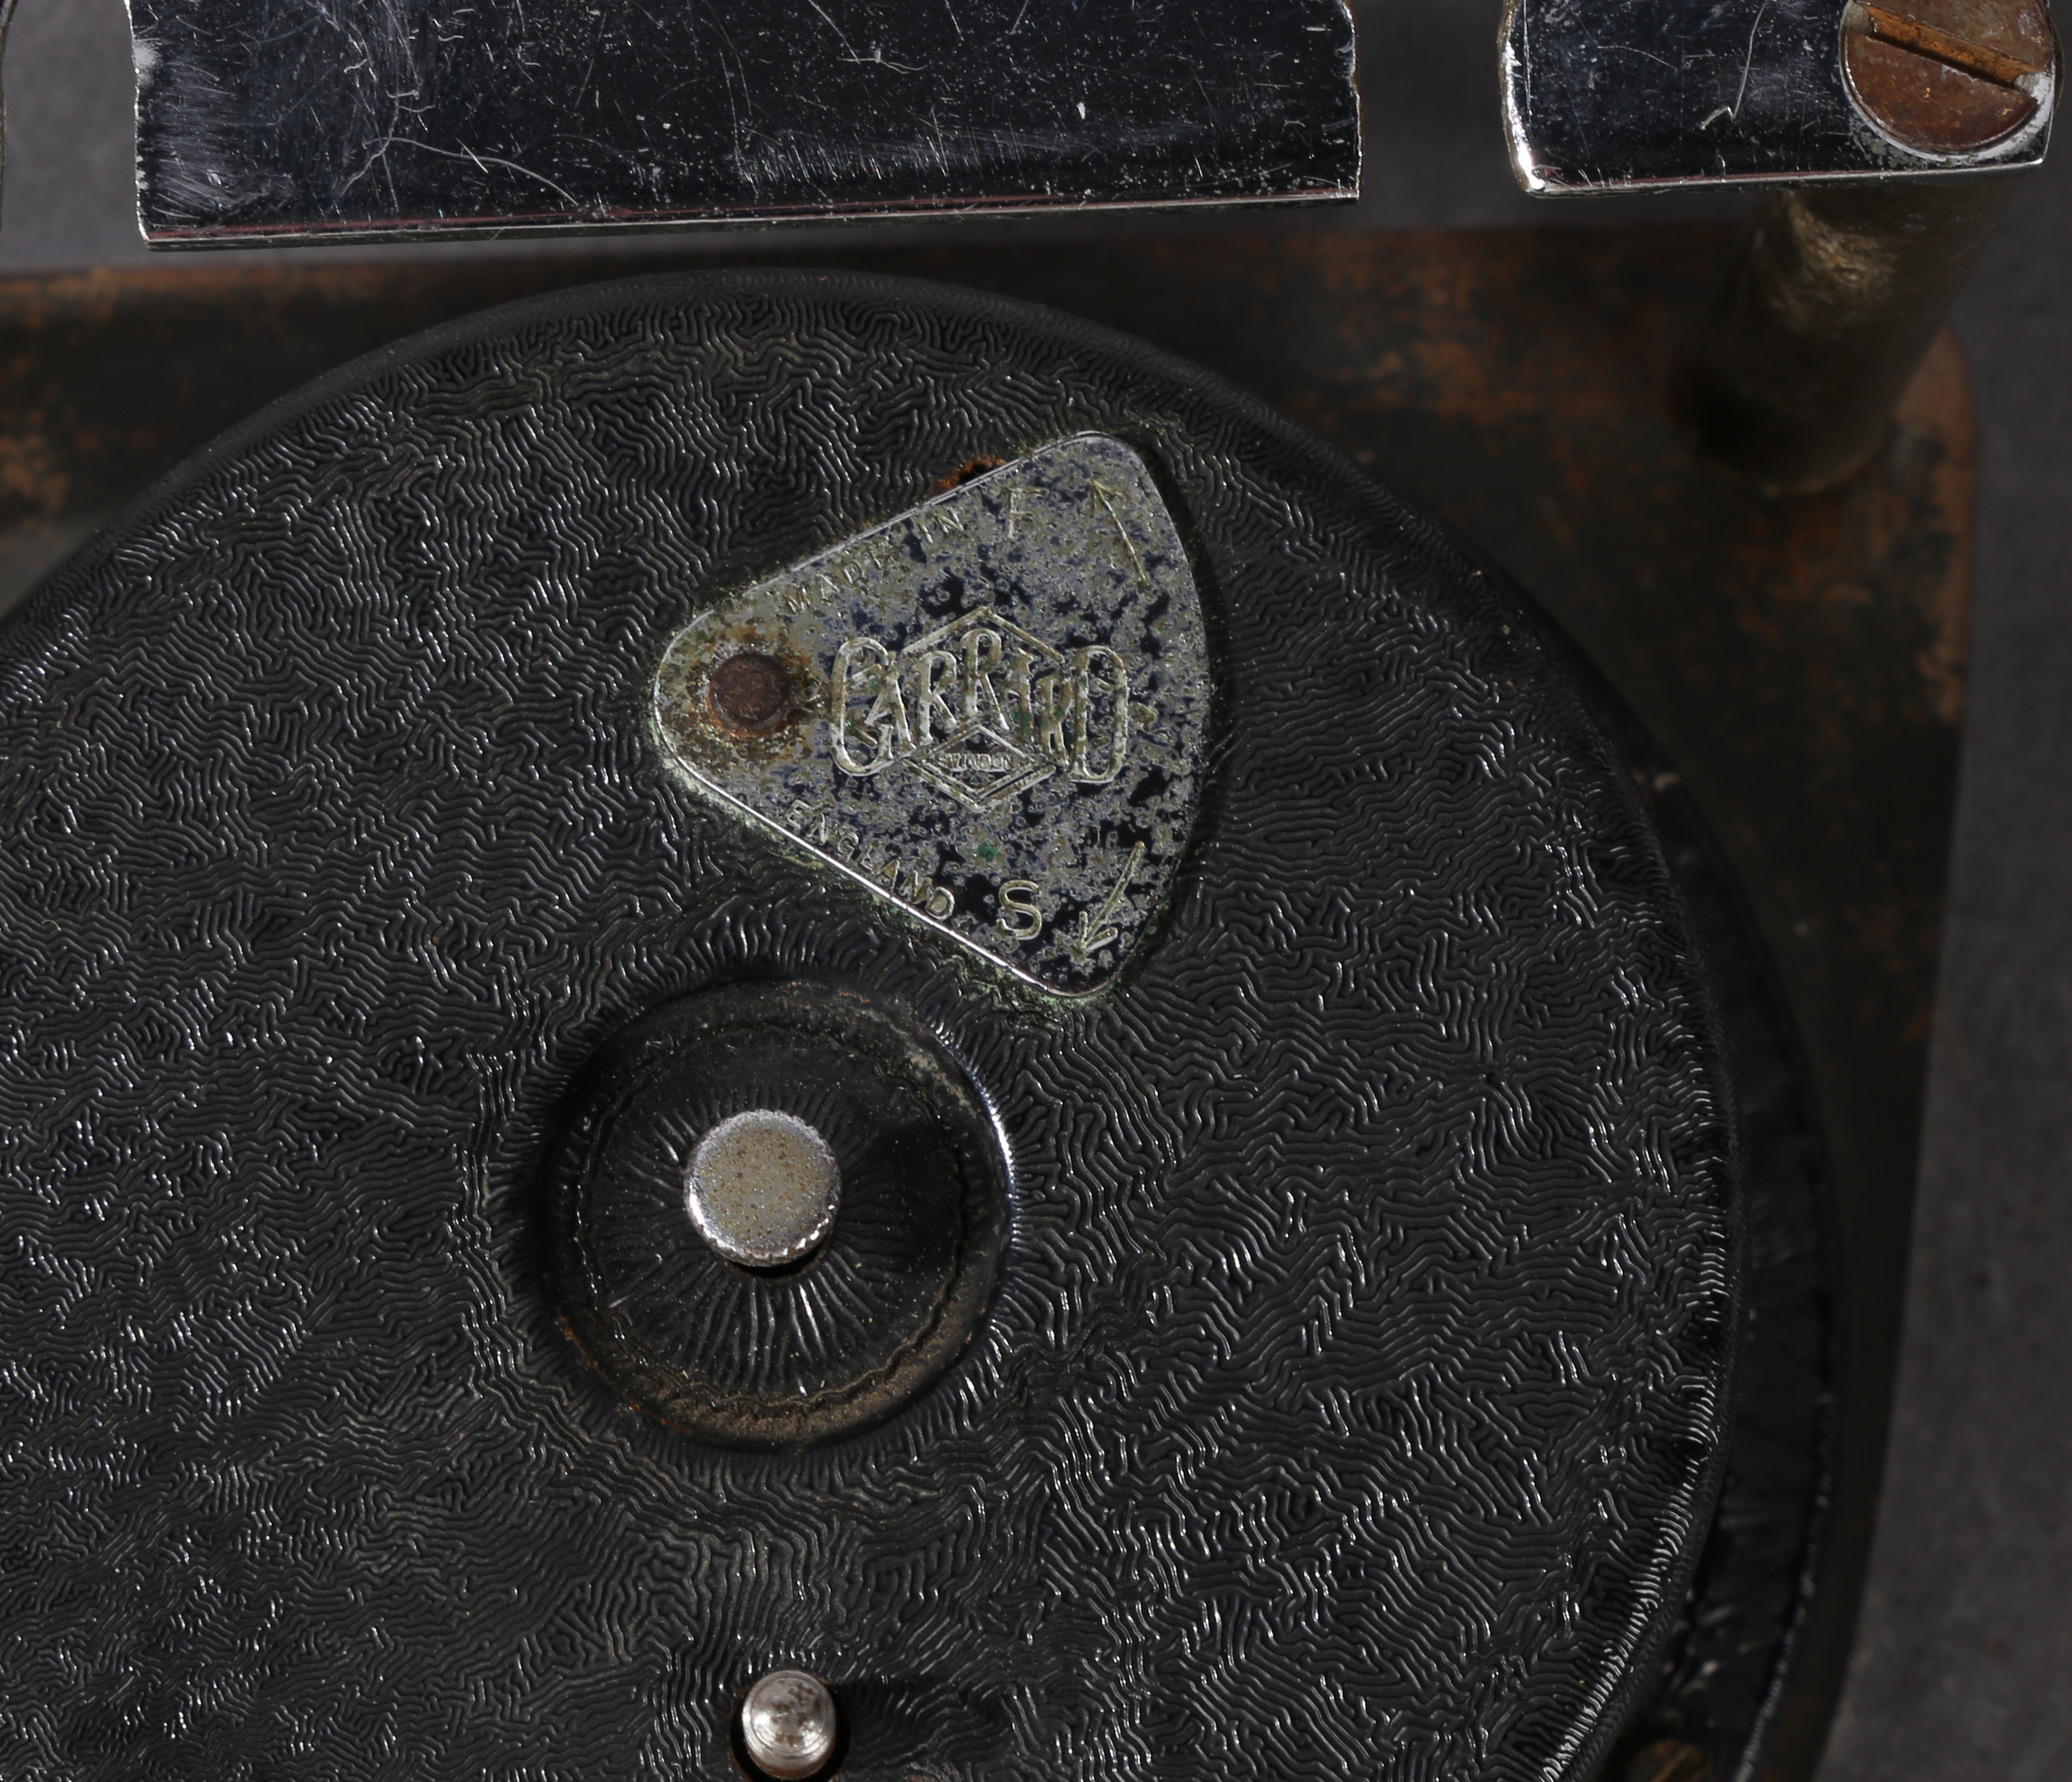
685,1110,840,1268
739,1668,838,1779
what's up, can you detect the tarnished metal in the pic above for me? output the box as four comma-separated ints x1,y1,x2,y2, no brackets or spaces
653,433,1211,1000
1502,0,2052,497
739,1670,838,1781
685,1110,841,1270
1503,0,2057,191
1843,0,2059,154
125,0,1359,247
707,651,795,739
1689,177,2013,490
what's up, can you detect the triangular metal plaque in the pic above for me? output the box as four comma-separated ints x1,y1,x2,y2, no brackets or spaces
654,434,1210,997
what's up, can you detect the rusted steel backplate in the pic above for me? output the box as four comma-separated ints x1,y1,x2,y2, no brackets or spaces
0,229,1965,1782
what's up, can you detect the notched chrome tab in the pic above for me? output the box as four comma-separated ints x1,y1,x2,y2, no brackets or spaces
654,435,1211,998
1503,0,2057,191
128,0,1359,247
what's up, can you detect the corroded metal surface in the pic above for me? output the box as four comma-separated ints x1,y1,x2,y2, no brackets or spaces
1842,0,2060,156
655,434,1210,997
1690,177,2014,492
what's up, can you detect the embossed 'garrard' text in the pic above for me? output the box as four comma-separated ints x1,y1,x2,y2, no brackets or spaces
653,432,1208,997
831,609,1131,813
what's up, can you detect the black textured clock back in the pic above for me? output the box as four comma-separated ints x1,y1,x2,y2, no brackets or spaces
0,272,1738,1781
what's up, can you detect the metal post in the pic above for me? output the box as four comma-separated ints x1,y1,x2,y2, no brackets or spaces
1689,0,2057,493
1688,177,2017,494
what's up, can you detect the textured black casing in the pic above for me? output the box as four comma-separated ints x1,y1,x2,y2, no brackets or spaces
0,272,1738,1781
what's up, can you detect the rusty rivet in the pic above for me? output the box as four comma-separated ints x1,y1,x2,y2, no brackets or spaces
1625,1738,1713,1782
1841,0,2058,155
708,650,794,736
937,454,1006,492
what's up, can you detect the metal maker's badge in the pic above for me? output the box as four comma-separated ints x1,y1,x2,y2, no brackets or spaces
654,434,1210,996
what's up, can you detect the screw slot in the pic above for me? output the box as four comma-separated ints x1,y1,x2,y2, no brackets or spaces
1841,0,2057,156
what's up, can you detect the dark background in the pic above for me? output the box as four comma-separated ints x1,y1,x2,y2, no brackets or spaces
2,0,2065,1775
